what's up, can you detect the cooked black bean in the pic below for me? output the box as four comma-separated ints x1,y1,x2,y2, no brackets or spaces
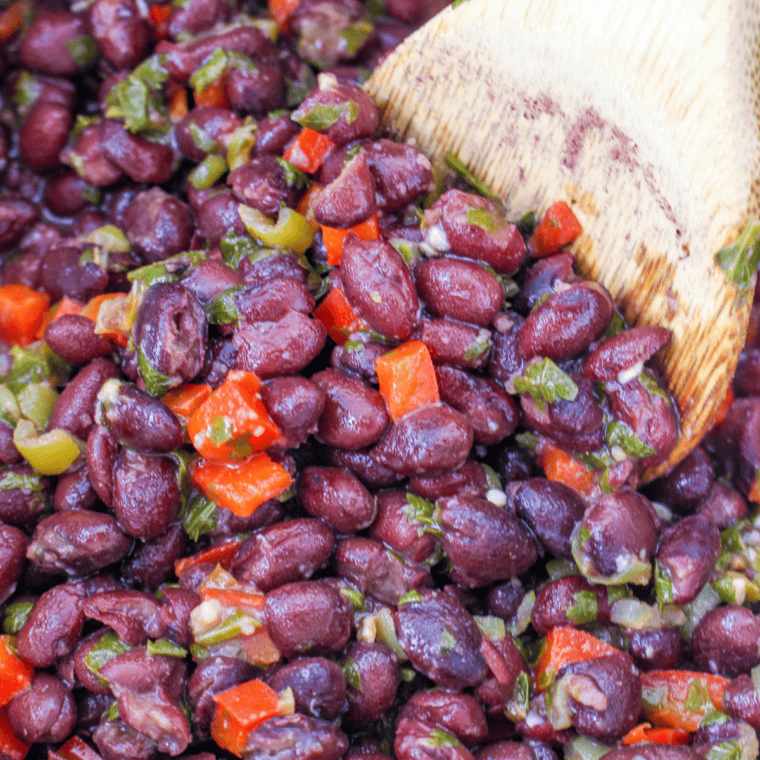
313,151,377,228
86,424,119,506
229,155,300,218
121,524,188,592
488,311,526,385
340,235,420,341
325,446,405,488
298,466,376,533
265,580,352,659
692,605,760,677
724,674,760,730
531,575,610,635
415,318,492,370
19,10,91,77
19,101,72,172
260,376,326,448
235,278,315,323
334,536,432,606
696,480,748,528
475,633,529,712
438,495,537,587
97,379,183,453
627,628,685,671
242,713,349,760
112,450,180,540
475,741,551,760
584,325,670,381
7,672,77,744
370,404,473,476
83,589,165,646
330,338,387,383
487,581,526,621
18,581,86,667
0,522,26,604
61,123,123,187
267,657,346,720
397,690,488,747
0,463,50,529
182,259,244,307
369,489,438,564
196,189,248,247
27,511,132,577
256,112,301,157
158,586,199,648
601,747,700,760
73,630,113,695
230,518,335,592
226,63,285,115
645,446,714,511
93,718,159,760
175,106,243,163
166,0,233,37
45,314,114,366
99,119,176,185
342,641,399,724
0,197,40,251
408,459,490,502
395,716,475,760
90,0,151,69
513,252,574,314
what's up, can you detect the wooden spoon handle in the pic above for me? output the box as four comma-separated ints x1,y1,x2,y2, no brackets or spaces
366,0,760,479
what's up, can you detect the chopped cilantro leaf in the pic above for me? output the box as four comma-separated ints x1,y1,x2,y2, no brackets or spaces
513,358,578,410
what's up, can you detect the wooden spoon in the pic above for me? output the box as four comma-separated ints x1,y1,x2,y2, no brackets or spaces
365,0,760,480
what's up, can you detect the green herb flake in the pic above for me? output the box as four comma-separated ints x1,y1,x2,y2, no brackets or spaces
188,122,219,155
505,671,531,721
275,158,310,190
716,220,760,290
426,728,462,749
641,684,669,713
219,231,258,267
684,679,711,713
340,21,373,57
474,615,506,641
605,419,656,458
516,210,539,236
102,701,120,722
466,206,497,233
515,431,539,451
566,590,598,624
2,601,34,635
133,55,170,89
12,71,40,111
205,285,243,325
403,493,439,536
66,35,99,69
400,666,416,682
444,155,500,201
189,48,228,92
295,101,359,131
703,741,741,760
85,632,131,683
343,657,363,692
344,340,364,354
137,347,172,398
181,493,217,542
603,310,627,339
147,639,188,658
654,560,675,610
463,330,492,362
513,358,579,409
701,711,730,727
639,369,671,403
339,586,365,610
398,590,423,605
105,76,152,133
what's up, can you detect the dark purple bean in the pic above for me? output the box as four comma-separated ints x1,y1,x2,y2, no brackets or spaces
44,314,114,366
556,651,641,743
725,674,760,730
312,368,390,450
122,187,194,264
475,742,554,760
112,450,180,540
584,325,670,381
576,490,658,583
226,63,285,116
601,748,700,760
692,605,760,677
0,522,26,604
488,311,525,385
342,641,399,725
0,197,39,251
53,463,97,512
86,424,119,506
188,656,258,737
93,718,159,760
655,515,720,605
334,536,432,606
196,189,247,246
645,446,714,512
325,446,405,488
256,112,301,157
260,376,325,448
531,575,610,635
199,335,237,388
435,365,518,445
313,151,377,228
396,587,488,689
475,634,529,712
99,119,176,185
513,252,574,313
265,580,352,659
415,318,492,370
230,518,334,592
158,586,199,648
424,189,526,274
340,235,420,341
734,346,760,397
208,498,284,539
7,672,76,744
19,101,73,172
228,155,300,218
627,628,685,671
38,244,108,303
61,123,123,187
0,463,49,529
242,713,349,760
438,495,537,587
235,278,315,323
519,282,614,361
330,338,387,383
48,357,120,441
298,466,376,533
487,581,525,621
175,106,243,162
83,590,165,646
166,0,233,36
267,657,346,720
19,10,91,77
408,459,489,502
75,690,112,734
90,0,151,69
26,511,132,576
691,718,755,760
73,630,113,695
696,481,748,528
182,258,244,306
18,581,86,667
370,490,438,564
415,257,503,327
395,717,475,760
292,77,379,145
134,282,208,391
97,379,183,453
237,248,311,286
121,524,188,592
604,374,679,468
397,690,488,747
371,404,473,476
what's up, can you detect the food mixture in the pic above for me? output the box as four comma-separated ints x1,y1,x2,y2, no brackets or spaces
0,1,759,759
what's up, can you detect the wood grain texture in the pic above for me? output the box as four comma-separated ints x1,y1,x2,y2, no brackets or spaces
366,0,760,479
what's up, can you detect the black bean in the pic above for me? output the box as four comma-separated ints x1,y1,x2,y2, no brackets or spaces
415,318,492,370
182,259,244,307
226,63,285,115
196,189,248,247
93,718,159,760
121,524,188,592
228,155,299,218
531,575,610,635
7,672,77,744
39,244,109,303
395,716,475,760
83,589,165,646
86,424,119,506
19,100,72,172
313,151,377,228
0,463,50,529
267,657,347,720
645,446,714,512
692,605,760,677
235,278,315,323
158,586,199,648
408,459,490,502
99,119,176,185
73,630,113,695
19,10,91,77
45,314,114,366
342,641,399,725
475,634,529,713
488,311,525,385
369,490,438,564
242,713,349,760
627,628,685,671
298,466,376,533
175,105,243,163
724,674,760,730
325,446,405,488
0,522,27,604
584,325,670,381
166,0,233,37
260,376,326,448
256,112,301,157
397,690,488,747
0,197,40,251
513,252,574,314
696,481,748,529
90,0,151,69
61,123,123,187
363,138,434,212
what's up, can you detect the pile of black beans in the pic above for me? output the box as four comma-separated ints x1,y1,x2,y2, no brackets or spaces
0,3,758,760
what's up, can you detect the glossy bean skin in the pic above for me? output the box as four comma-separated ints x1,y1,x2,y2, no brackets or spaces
313,152,377,228
226,63,285,115
61,124,123,187
83,590,165,646
298,466,377,533
513,478,587,560
696,481,748,529
19,101,73,172
488,312,525,386
0,523,27,604
326,446,405,488
438,495,537,588
645,446,714,512
7,672,77,744
313,368,390,450
134,283,208,391
395,588,488,690
0,463,49,529
26,511,132,577
369,490,439,564
157,586,199,649
86,424,120,506
228,155,299,218
267,657,347,720
397,690,488,747
97,379,184,454
531,575,610,635
261,376,326,448
112,450,181,540
182,259,244,307
331,339,387,383
39,244,108,304
0,421,21,465
17,581,86,667
175,106,243,163
340,235,420,341
415,257,504,327
584,326,670,381
230,518,335,592
241,713,349,760
691,605,760,677
0,200,39,254
99,119,176,185
487,581,526,621
120,524,188,592
166,0,233,36
435,365,518,445
342,641,399,724
475,742,557,760
518,283,614,361
93,718,159,760
235,278,315,323
370,404,473,476
475,634,530,713
43,173,93,216
334,536,432,606
45,314,114,366
601,748,700,760
655,515,720,605
395,717,475,760
513,253,574,313
90,0,151,69
256,112,301,157
408,459,489,503
197,189,248,246
19,10,90,76
415,319,492,370
626,628,685,671
724,674,760,729
265,580,353,659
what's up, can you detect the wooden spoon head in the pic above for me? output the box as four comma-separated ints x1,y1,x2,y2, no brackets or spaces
366,0,760,480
